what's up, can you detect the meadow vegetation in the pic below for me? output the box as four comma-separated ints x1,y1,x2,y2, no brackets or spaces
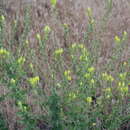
0,0,130,129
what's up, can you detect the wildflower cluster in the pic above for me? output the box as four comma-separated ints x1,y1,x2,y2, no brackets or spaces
54,48,64,57
0,48,10,58
64,70,72,81
28,76,40,87
118,81,129,96
86,97,92,103
44,25,51,34
17,56,26,65
114,31,128,44
102,72,114,82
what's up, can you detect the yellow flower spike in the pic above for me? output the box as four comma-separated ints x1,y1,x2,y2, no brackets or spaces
122,31,127,41
90,19,95,24
87,7,92,17
23,106,27,111
114,35,121,44
54,48,64,56
63,23,69,29
106,95,110,99
88,67,95,73
86,97,92,103
123,87,128,93
69,92,76,100
29,63,33,70
64,70,71,76
56,83,61,88
78,44,84,49
71,43,77,49
36,33,41,40
79,55,84,61
119,72,127,80
118,82,122,87
122,82,125,87
80,82,83,86
120,87,128,93
14,20,17,25
50,0,57,7
10,78,16,84
44,25,51,34
0,48,9,57
67,76,72,81
84,73,91,79
123,61,127,66
0,15,5,21
108,75,114,82
105,88,111,93
17,101,22,108
17,56,25,65
25,40,29,45
90,79,95,84
28,76,40,86
64,70,72,81
102,72,107,77
92,123,96,126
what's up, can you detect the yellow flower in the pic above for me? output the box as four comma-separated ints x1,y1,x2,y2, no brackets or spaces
71,43,77,49
90,19,95,24
90,79,95,84
67,76,72,81
0,15,5,21
44,25,51,33
119,72,127,80
36,33,41,40
50,0,57,7
86,97,92,103
10,78,16,84
0,48,9,56
64,70,72,81
88,67,95,73
120,87,128,93
106,95,110,99
92,123,96,126
54,48,63,56
114,35,121,43
105,88,111,93
78,44,84,49
69,92,76,100
122,31,127,41
28,76,40,86
64,70,70,76
63,23,69,29
17,56,25,65
25,40,29,45
123,61,127,66
80,82,83,86
102,72,114,82
87,7,92,17
84,73,91,79
108,75,114,82
29,63,33,70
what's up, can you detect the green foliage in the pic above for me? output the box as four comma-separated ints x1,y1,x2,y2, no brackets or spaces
0,1,129,129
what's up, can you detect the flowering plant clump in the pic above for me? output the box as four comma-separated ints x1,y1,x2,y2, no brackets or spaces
0,48,10,57
54,48,64,57
44,25,51,34
28,76,40,86
17,56,26,65
0,2,129,130
64,70,72,81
